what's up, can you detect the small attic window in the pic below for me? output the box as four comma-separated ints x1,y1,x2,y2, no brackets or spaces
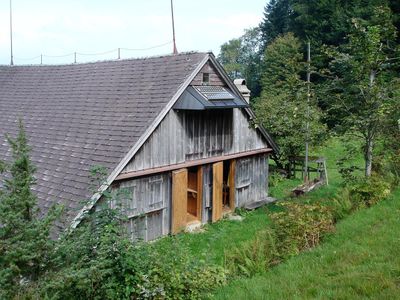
202,73,210,85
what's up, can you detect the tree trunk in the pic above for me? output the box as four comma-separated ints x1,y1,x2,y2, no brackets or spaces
364,70,376,177
365,138,373,177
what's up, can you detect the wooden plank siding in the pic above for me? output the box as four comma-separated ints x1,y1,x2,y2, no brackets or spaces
121,108,268,174
111,172,171,242
190,61,225,86
110,152,269,241
235,154,269,207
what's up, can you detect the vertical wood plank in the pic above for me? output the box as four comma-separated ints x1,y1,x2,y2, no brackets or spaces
197,166,203,221
212,161,223,222
172,168,187,234
228,160,236,210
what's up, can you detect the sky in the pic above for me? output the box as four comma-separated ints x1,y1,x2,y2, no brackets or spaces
0,0,267,65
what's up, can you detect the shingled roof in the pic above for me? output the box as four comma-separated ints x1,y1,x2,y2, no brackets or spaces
0,52,208,225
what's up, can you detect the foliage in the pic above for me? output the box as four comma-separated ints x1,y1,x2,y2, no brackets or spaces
260,0,292,48
212,188,400,300
325,6,398,176
26,183,227,299
0,121,62,299
268,172,286,188
374,85,400,184
254,33,327,168
270,201,335,259
330,188,354,221
218,27,263,97
347,176,391,208
224,230,278,277
335,135,364,181
125,242,227,300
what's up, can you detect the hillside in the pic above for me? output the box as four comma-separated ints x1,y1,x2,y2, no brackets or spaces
211,188,400,299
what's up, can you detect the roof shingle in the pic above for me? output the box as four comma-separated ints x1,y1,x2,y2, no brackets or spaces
0,52,207,225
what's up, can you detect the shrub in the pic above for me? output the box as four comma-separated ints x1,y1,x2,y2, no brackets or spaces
330,188,354,221
374,150,400,187
24,200,227,300
268,172,285,187
224,229,278,277
270,202,335,259
348,176,391,208
125,241,227,299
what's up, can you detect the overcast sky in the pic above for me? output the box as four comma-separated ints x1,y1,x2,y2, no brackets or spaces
0,0,267,65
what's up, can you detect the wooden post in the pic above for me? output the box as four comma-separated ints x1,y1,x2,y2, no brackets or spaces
304,41,311,182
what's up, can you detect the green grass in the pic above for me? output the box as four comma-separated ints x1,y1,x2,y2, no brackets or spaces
211,188,400,299
156,207,271,265
156,137,363,266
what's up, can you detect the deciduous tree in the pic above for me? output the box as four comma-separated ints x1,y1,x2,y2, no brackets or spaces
254,33,326,171
327,6,398,177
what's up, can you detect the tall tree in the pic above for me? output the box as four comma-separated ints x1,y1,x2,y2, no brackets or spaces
255,33,326,170
327,6,398,177
260,0,292,48
218,28,264,98
0,121,61,298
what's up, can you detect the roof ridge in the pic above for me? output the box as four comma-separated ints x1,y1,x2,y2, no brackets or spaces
0,51,209,68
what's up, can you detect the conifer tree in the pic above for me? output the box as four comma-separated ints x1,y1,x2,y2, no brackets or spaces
0,120,61,298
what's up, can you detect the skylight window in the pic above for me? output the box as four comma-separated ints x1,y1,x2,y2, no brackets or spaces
194,86,235,101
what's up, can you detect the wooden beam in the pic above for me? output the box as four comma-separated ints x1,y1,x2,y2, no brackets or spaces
115,148,272,181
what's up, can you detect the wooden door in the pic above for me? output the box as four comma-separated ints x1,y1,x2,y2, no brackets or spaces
228,160,236,210
172,168,188,234
212,162,223,222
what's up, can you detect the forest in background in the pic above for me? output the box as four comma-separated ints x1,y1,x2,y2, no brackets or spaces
1,1,399,299
218,0,399,179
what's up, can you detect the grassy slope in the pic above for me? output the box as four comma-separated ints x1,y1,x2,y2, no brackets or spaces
156,207,271,265
156,137,362,266
211,188,400,299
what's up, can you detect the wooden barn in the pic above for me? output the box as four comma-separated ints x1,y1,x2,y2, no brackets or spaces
0,52,278,241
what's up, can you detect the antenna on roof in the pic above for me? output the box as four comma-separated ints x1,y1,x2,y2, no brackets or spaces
9,0,14,65
170,0,178,55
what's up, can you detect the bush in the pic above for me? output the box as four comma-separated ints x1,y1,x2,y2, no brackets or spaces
125,241,227,299
330,188,354,221
24,204,227,300
224,230,278,277
347,176,391,208
270,202,335,259
224,201,336,278
374,150,400,187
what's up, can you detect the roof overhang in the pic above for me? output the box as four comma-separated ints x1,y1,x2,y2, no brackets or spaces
173,85,248,110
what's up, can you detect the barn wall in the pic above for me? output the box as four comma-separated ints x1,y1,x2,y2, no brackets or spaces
111,173,171,242
122,108,268,173
235,154,269,207
191,61,225,86
110,153,269,241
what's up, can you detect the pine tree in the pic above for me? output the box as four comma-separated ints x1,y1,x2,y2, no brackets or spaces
0,120,61,298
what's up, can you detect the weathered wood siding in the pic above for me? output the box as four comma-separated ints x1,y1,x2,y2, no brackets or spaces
113,173,171,242
202,164,213,223
122,108,268,173
235,154,269,207
191,61,225,86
